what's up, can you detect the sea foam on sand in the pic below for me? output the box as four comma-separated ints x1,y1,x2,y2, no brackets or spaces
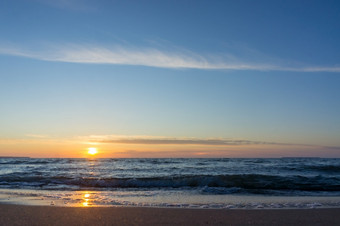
1,188,340,209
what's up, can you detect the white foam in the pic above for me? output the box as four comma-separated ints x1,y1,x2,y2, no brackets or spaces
1,188,340,209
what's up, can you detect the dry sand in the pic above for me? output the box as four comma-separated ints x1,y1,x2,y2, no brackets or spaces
0,204,340,226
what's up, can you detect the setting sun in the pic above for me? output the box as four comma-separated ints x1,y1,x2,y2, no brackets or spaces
87,147,98,155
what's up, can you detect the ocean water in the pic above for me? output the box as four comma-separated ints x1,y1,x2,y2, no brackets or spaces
0,158,340,208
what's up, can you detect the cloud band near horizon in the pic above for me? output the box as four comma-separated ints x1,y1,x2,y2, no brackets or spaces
0,43,339,72
81,135,340,150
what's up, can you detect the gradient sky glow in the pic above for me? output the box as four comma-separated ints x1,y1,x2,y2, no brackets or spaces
1,0,340,158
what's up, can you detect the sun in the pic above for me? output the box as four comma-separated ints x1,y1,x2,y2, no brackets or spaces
87,147,98,156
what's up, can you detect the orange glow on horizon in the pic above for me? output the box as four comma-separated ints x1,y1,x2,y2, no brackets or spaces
1,137,339,158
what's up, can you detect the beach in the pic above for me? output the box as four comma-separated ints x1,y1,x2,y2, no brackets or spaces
1,158,339,225
0,204,339,226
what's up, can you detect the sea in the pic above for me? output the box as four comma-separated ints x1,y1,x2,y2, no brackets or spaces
0,158,340,209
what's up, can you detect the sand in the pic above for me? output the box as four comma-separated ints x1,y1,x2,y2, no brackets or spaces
0,204,340,226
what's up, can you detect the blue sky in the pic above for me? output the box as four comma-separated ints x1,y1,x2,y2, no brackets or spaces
0,0,340,157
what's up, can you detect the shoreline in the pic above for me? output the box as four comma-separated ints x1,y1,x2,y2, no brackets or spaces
1,188,340,209
1,204,340,226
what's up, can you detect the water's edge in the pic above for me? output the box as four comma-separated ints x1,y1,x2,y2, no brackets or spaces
1,188,340,209
1,158,339,209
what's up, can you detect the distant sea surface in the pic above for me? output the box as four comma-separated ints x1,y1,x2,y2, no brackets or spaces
1,158,340,208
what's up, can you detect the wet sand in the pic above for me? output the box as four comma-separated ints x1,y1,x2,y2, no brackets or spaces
1,204,340,226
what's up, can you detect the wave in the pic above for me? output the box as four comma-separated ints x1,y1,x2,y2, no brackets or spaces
1,174,339,194
1,158,340,196
302,165,340,173
0,159,71,165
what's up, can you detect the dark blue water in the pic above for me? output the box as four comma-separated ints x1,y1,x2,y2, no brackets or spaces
1,158,339,196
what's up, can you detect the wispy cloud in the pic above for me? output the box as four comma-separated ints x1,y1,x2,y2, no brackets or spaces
295,67,340,73
78,135,340,152
96,137,266,146
77,134,295,147
25,134,48,139
0,43,339,72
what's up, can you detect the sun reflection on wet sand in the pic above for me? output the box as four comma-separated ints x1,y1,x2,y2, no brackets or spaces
81,192,93,207
82,201,89,207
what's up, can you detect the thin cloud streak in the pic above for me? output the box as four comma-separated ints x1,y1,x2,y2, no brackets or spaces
81,135,303,147
97,138,268,146
81,135,340,151
81,135,270,145
0,44,339,72
25,134,48,139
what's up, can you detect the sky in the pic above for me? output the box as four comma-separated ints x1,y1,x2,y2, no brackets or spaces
0,0,340,158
